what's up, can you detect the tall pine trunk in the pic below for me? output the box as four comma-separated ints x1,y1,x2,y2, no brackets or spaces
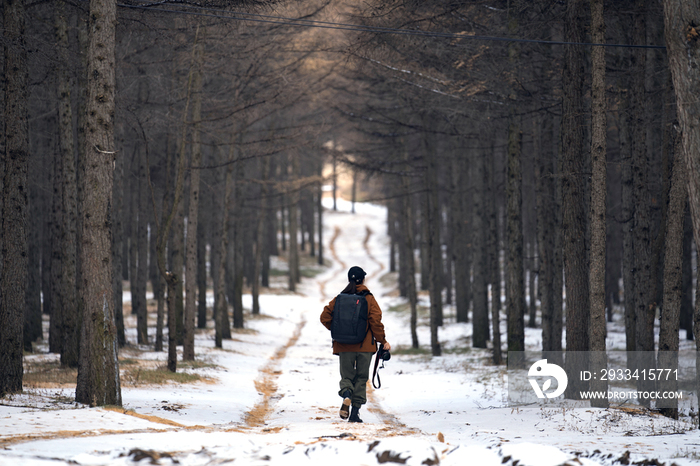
57,0,80,367
452,154,472,323
252,157,270,315
562,0,590,399
631,0,655,405
425,144,442,357
75,0,121,407
506,121,524,355
316,157,324,267
1,0,29,397
288,154,300,292
662,0,700,426
231,150,245,330
136,145,149,345
658,126,686,419
401,174,419,349
489,150,502,365
215,147,234,348
472,143,488,350
184,29,204,360
588,0,609,408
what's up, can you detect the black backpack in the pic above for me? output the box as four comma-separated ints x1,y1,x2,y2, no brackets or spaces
330,291,370,344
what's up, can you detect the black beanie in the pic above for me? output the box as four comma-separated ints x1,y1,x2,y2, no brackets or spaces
348,266,366,283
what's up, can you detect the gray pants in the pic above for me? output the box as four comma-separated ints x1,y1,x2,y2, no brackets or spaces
338,352,373,408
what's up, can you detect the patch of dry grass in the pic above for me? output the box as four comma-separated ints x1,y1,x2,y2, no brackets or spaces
23,354,216,389
121,365,214,386
23,359,77,389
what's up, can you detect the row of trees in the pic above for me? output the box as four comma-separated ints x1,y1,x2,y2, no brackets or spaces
330,0,700,418
1,0,337,405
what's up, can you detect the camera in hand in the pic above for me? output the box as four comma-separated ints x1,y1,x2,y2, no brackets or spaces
377,344,391,361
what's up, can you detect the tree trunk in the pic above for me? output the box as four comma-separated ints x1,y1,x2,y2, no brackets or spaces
75,0,121,407
25,181,42,351
288,155,300,292
197,198,208,329
50,147,64,354
489,158,503,365
680,208,693,340
215,147,234,348
631,0,655,405
184,29,204,360
1,0,29,396
620,88,637,361
662,0,700,423
153,215,166,352
472,143,488,350
536,109,559,357
128,150,138,318
401,173,419,349
506,121,525,354
452,154,472,323
57,0,80,367
154,148,170,353
332,153,337,211
390,204,398,278
588,0,608,408
112,110,125,348
527,241,537,329
425,145,442,357
231,149,245,329
658,125,686,420
253,157,270,315
317,157,324,266
172,182,185,346
562,0,590,399
136,145,149,345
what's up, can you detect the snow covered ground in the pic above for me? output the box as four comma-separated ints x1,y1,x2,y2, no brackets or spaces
2,197,700,466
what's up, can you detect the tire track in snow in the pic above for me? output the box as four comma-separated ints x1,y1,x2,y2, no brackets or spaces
243,316,306,429
362,225,418,436
318,220,416,435
318,225,346,301
362,225,385,275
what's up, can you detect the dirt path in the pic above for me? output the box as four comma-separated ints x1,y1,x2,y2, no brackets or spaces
243,316,307,429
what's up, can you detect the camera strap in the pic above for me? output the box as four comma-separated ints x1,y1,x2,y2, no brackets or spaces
372,345,386,389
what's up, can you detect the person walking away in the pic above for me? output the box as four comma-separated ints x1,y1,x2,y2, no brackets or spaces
320,266,391,423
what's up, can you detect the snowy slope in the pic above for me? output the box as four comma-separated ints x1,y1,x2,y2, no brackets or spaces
1,197,699,466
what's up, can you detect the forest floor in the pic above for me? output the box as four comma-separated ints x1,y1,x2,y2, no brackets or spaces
2,197,700,465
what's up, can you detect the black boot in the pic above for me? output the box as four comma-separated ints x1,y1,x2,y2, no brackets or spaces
348,406,363,423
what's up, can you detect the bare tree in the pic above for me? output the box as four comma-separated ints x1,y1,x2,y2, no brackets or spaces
588,0,609,408
663,0,700,426
658,125,685,419
506,123,524,355
1,0,30,397
75,0,121,407
184,27,204,361
288,154,301,292
56,0,80,368
424,135,442,357
562,0,590,399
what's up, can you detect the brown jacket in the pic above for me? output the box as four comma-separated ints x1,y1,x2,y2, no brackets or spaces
320,284,386,354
